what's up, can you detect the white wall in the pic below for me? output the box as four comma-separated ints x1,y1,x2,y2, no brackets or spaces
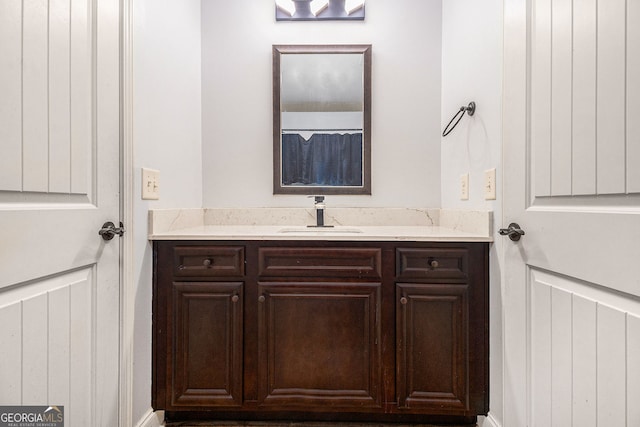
132,0,203,423
201,0,443,208
440,1,504,426
130,1,505,424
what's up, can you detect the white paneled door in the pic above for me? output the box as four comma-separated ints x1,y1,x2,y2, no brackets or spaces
503,0,640,426
0,0,121,426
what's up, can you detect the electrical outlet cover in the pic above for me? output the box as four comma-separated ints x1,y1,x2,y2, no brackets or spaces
484,168,496,200
460,173,469,200
142,168,160,200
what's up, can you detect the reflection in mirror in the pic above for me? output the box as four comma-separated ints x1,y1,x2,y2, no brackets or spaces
273,45,371,195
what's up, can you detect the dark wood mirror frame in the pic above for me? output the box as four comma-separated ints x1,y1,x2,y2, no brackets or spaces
273,44,372,195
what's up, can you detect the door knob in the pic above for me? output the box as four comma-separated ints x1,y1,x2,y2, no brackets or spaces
99,221,125,241
499,223,525,241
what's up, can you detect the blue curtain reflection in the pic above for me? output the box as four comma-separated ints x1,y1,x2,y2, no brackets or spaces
282,133,363,186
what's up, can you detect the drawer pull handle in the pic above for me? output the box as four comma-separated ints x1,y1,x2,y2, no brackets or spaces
429,259,439,268
258,295,266,303
400,297,408,305
203,258,213,267
231,295,239,303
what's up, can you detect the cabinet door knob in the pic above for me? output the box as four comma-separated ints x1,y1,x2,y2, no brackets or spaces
258,295,266,303
203,258,213,267
400,297,408,305
429,259,439,268
231,295,239,303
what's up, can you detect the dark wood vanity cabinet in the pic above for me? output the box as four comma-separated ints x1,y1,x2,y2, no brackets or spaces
153,241,488,424
256,247,383,410
395,247,487,414
171,281,243,407
153,245,245,409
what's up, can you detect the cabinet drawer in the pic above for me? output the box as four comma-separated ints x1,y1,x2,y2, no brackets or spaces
258,247,382,279
173,246,244,277
396,248,468,280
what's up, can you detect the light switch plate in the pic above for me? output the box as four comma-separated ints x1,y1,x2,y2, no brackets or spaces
142,168,160,200
484,168,496,200
460,173,469,200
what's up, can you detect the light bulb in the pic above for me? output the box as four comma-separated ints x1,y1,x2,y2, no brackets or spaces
275,0,296,16
344,0,365,15
310,0,329,16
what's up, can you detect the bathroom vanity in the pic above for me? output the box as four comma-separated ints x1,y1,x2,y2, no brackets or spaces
150,209,491,425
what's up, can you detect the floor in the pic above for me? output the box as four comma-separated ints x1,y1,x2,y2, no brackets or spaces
164,422,477,427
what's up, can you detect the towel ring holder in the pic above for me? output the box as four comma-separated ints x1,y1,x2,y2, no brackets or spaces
442,101,476,137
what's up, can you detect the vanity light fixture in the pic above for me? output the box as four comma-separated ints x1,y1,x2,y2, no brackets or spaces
275,0,365,21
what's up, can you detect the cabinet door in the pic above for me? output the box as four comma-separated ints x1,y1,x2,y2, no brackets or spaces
257,282,382,410
396,283,469,413
170,281,243,408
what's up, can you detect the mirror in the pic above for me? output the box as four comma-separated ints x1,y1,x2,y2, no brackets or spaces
273,45,372,195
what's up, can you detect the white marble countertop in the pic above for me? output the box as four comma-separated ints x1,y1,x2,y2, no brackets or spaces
148,208,493,242
149,224,492,242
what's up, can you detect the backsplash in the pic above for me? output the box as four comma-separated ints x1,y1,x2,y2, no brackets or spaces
148,208,491,237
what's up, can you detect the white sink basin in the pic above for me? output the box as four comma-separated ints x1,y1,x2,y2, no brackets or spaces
277,226,363,234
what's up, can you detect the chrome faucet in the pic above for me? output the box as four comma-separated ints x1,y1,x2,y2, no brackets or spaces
308,196,333,228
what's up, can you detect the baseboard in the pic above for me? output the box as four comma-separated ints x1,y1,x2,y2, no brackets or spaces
478,412,501,427
135,408,164,427
137,411,497,427
135,408,499,427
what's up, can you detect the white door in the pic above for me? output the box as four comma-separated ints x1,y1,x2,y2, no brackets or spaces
0,0,121,426
502,0,640,426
